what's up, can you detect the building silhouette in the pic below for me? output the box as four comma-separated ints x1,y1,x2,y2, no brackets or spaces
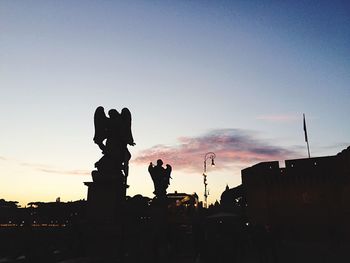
242,146,350,241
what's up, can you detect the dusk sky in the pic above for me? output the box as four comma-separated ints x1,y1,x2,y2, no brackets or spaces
1,1,349,206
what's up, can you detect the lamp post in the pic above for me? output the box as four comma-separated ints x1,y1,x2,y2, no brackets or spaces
203,152,216,208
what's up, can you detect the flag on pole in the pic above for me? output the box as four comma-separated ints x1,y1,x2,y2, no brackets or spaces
303,113,308,143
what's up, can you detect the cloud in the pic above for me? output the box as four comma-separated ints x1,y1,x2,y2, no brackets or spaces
256,114,299,122
0,156,90,176
37,168,90,176
20,162,90,176
133,129,299,172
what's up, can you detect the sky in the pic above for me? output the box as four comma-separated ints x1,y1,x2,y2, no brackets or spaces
1,0,349,207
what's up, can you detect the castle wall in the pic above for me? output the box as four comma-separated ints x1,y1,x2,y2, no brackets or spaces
242,152,350,241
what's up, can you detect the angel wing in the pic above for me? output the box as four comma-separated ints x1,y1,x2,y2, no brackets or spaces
121,107,135,145
93,106,108,145
164,164,172,186
165,164,172,178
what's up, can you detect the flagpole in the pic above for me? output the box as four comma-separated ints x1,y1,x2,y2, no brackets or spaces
303,113,311,158
306,138,311,158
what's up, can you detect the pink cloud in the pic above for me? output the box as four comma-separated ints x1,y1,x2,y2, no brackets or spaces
133,129,299,172
20,162,89,176
37,168,90,176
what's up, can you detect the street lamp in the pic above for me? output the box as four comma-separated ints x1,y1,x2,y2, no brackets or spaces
203,152,216,208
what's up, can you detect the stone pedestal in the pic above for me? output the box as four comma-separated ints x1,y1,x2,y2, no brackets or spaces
84,179,125,224
83,174,127,260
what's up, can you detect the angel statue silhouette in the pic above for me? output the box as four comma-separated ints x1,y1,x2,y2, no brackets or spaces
92,106,135,183
148,159,172,198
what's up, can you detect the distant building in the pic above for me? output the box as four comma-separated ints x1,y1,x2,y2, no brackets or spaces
166,192,199,225
242,146,350,240
167,191,198,206
220,184,244,213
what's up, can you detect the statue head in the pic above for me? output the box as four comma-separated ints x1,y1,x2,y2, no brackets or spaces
108,109,120,119
156,159,163,166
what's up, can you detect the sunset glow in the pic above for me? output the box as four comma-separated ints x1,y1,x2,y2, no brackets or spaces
1,1,349,206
